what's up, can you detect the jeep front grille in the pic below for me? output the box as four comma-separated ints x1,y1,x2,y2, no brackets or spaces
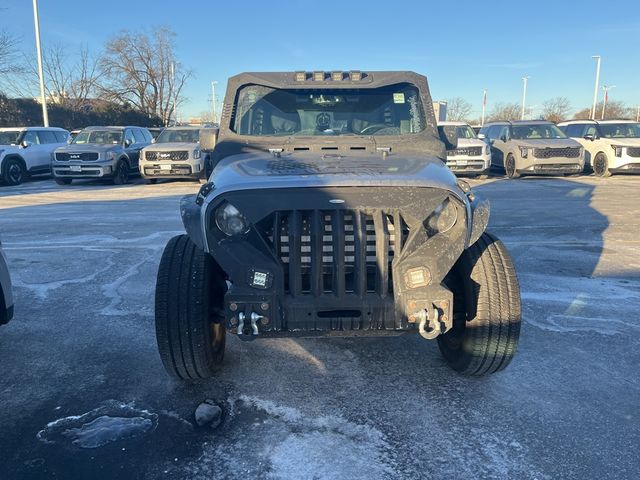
262,210,409,297
627,147,640,158
55,152,99,161
533,147,581,159
145,150,189,161
447,146,482,157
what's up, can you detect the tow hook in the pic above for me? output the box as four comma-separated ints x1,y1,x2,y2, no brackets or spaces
417,309,441,340
237,312,262,339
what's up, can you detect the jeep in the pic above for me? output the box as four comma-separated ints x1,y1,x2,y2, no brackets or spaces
154,71,521,380
139,126,218,184
480,120,584,178
558,119,640,176
52,126,152,185
0,127,70,186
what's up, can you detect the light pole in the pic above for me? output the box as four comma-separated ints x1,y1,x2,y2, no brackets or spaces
636,106,639,122
521,76,529,120
601,85,615,120
590,55,601,120
32,0,48,127
211,81,218,124
481,89,487,126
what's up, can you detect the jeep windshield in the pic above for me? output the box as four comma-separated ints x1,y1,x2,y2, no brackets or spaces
73,130,123,144
599,122,640,138
156,129,200,143
0,130,22,145
231,83,426,136
511,124,567,140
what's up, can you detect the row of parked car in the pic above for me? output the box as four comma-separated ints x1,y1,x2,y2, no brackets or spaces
1,118,639,187
0,125,217,186
439,119,640,178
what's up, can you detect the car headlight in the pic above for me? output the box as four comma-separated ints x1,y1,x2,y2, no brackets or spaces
215,202,250,236
484,144,490,155
519,146,529,158
105,151,116,160
193,149,201,159
424,197,458,235
611,145,623,157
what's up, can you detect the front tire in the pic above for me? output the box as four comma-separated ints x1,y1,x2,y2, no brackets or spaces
593,152,611,177
2,158,26,186
505,154,520,179
437,232,521,376
155,235,227,380
113,160,130,185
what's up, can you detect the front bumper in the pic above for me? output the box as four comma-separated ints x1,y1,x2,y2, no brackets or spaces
53,162,114,178
446,155,491,175
609,156,640,174
140,160,202,179
181,186,486,337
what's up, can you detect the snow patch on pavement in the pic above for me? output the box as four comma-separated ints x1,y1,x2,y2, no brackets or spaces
37,400,158,448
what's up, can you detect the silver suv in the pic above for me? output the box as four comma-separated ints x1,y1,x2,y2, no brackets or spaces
52,126,152,185
437,121,491,176
558,120,640,176
0,127,70,186
139,126,217,183
0,238,13,326
480,121,584,178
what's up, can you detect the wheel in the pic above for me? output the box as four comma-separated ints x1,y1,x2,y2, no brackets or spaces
146,178,158,185
2,158,26,186
437,232,521,376
113,160,130,185
593,152,611,177
54,178,72,185
155,235,227,380
505,154,520,179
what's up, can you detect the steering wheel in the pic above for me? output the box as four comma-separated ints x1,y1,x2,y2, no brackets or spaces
359,124,393,135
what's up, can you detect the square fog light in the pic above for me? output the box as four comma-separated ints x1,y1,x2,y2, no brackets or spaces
248,268,272,289
404,267,431,289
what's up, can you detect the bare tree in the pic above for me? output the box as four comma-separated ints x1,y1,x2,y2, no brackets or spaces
573,101,633,120
446,97,473,121
541,97,571,123
0,30,21,91
99,27,190,125
487,102,521,122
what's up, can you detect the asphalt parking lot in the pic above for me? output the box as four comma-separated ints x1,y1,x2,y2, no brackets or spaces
1,175,639,479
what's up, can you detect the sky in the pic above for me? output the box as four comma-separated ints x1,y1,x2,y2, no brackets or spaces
1,0,639,120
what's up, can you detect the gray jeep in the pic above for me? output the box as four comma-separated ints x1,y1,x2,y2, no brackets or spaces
52,126,152,185
155,71,521,380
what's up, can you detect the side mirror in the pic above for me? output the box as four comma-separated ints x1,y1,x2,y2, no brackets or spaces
20,140,30,148
124,139,132,147
477,133,486,140
151,138,156,144
583,134,596,141
438,125,459,151
66,137,73,144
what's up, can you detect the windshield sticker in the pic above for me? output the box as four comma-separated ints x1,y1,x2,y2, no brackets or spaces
393,93,405,104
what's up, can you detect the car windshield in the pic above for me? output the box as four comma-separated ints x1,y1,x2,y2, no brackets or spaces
599,123,640,138
438,125,477,139
0,130,23,145
156,129,200,143
232,83,426,136
73,130,123,144
511,124,567,140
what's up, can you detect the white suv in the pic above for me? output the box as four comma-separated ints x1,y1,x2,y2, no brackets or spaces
558,120,640,176
0,127,70,185
437,121,491,176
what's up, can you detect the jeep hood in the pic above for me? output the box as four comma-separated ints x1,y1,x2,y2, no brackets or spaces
210,151,461,198
514,138,581,148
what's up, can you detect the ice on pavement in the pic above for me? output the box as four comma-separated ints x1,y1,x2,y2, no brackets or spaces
37,400,158,448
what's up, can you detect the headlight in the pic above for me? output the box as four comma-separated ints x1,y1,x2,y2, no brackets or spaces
425,197,458,235
519,146,529,158
105,151,116,160
484,144,490,155
215,202,249,236
611,145,623,157
193,149,201,159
